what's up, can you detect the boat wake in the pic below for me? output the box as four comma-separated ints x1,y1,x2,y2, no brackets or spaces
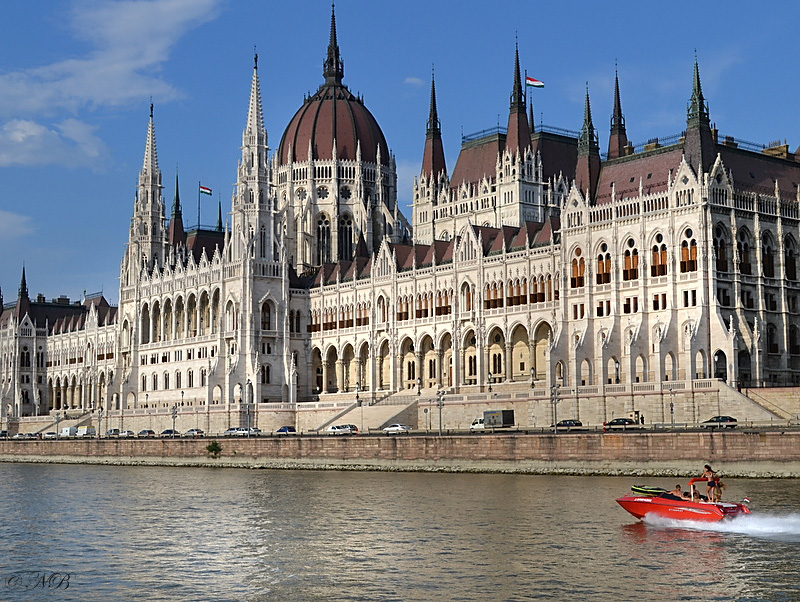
644,512,800,540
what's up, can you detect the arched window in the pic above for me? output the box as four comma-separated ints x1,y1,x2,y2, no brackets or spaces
260,226,267,258
786,238,797,281
623,239,639,281
738,231,751,275
316,214,331,265
339,214,354,260
570,248,585,288
762,235,775,278
680,229,698,273
261,301,272,330
188,369,194,388
596,243,611,284
714,226,729,272
651,234,667,277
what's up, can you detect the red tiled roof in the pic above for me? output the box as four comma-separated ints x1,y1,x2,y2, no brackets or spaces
450,135,504,190
595,147,684,205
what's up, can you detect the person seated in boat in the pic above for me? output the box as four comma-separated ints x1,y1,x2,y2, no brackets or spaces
712,480,726,502
669,484,683,497
691,484,708,501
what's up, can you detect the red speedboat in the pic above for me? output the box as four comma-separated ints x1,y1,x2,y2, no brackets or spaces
616,478,751,522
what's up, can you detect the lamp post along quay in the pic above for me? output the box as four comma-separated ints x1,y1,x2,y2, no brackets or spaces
551,384,561,433
356,382,363,432
171,405,178,438
55,411,61,439
436,389,445,436
97,406,103,439
246,379,251,438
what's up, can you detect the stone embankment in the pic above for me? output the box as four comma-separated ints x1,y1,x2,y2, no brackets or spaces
1,431,799,477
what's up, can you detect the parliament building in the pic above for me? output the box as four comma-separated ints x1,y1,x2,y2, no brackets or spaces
2,6,798,434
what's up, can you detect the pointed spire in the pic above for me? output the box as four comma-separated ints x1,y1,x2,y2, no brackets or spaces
529,101,535,134
216,199,223,232
576,84,600,202
142,101,159,176
246,49,265,137
18,266,28,299
323,2,344,85
421,68,447,181
171,169,182,217
578,83,598,156
505,41,531,155
168,169,185,246
426,66,441,137
607,67,629,160
687,55,710,127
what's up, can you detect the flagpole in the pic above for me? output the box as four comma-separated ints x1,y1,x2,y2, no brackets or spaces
197,181,201,230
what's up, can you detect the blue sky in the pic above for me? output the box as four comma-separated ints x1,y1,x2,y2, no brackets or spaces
2,0,800,304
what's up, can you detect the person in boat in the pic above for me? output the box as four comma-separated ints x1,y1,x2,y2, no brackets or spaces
691,484,708,501
702,464,719,500
669,484,683,497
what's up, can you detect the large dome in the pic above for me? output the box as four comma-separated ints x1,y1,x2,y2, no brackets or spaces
276,7,389,167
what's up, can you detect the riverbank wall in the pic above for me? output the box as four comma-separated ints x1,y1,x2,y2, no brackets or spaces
1,431,800,477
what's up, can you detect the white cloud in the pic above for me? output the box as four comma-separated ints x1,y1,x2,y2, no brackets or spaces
403,77,424,87
0,0,222,115
0,118,108,168
0,210,34,239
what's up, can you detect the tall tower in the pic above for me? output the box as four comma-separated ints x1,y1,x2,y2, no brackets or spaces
505,42,531,156
167,170,185,246
122,104,166,286
231,53,272,262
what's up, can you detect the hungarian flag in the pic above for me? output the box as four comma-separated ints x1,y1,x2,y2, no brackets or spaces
199,185,212,196
525,76,544,88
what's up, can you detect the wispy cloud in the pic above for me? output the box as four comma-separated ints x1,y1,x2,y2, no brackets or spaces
403,77,424,87
0,210,34,239
0,0,221,168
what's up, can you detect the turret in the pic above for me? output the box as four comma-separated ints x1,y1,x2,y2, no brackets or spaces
575,85,600,201
322,2,344,85
505,42,531,156
168,170,185,246
684,57,715,174
421,70,447,180
607,69,629,160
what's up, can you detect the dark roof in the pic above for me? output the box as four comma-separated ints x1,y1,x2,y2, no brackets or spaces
595,146,683,205
185,228,225,262
531,131,578,182
0,294,117,334
450,133,504,190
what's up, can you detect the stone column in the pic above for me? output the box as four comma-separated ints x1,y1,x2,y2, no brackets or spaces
415,352,423,389
435,351,444,387
505,342,513,382
335,359,344,393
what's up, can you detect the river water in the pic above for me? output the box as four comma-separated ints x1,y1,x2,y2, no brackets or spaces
0,464,798,601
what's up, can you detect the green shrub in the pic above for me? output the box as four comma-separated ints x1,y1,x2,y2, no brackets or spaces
206,440,222,458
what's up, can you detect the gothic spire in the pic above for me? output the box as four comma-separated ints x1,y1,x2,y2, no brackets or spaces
323,2,344,85
142,102,159,179
216,199,223,231
687,55,710,127
168,169,185,245
607,68,629,160
578,84,599,156
576,84,600,201
246,50,265,138
421,69,446,179
18,266,28,299
505,41,531,155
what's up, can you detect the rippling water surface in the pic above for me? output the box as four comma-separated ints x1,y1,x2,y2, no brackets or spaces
0,464,798,601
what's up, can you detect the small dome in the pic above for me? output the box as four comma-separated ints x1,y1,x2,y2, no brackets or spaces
276,5,389,167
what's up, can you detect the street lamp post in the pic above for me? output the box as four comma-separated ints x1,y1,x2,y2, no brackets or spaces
55,411,61,439
145,393,149,408
97,404,103,439
551,384,561,433
171,405,178,438
436,389,445,436
669,386,675,427
246,379,251,438
416,377,421,399
356,381,363,433
615,361,620,384
531,367,536,389
488,371,492,393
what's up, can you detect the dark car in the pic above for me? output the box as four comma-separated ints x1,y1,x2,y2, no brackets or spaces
137,429,156,438
160,429,180,438
552,419,583,432
700,415,738,429
276,426,297,435
603,418,641,432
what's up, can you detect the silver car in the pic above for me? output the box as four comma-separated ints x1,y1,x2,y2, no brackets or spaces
382,424,411,435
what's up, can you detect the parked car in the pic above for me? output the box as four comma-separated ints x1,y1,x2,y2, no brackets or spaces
137,429,156,438
106,428,120,438
160,429,180,438
275,426,297,435
552,419,584,432
184,428,205,438
0,430,8,438
603,418,641,432
383,424,411,435
326,424,356,435
43,432,58,439
119,430,136,438
11,433,25,439
223,427,239,437
700,415,738,429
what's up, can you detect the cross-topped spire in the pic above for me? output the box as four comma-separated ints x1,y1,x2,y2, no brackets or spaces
323,2,344,85
142,102,159,178
578,83,598,156
687,55,710,127
246,49,265,138
426,66,441,137
510,39,525,111
18,265,28,299
607,67,629,160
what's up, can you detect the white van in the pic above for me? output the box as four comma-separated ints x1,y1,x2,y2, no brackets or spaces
60,426,77,438
470,418,485,431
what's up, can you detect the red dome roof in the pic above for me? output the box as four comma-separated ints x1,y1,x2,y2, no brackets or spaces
277,83,389,166
276,5,389,167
